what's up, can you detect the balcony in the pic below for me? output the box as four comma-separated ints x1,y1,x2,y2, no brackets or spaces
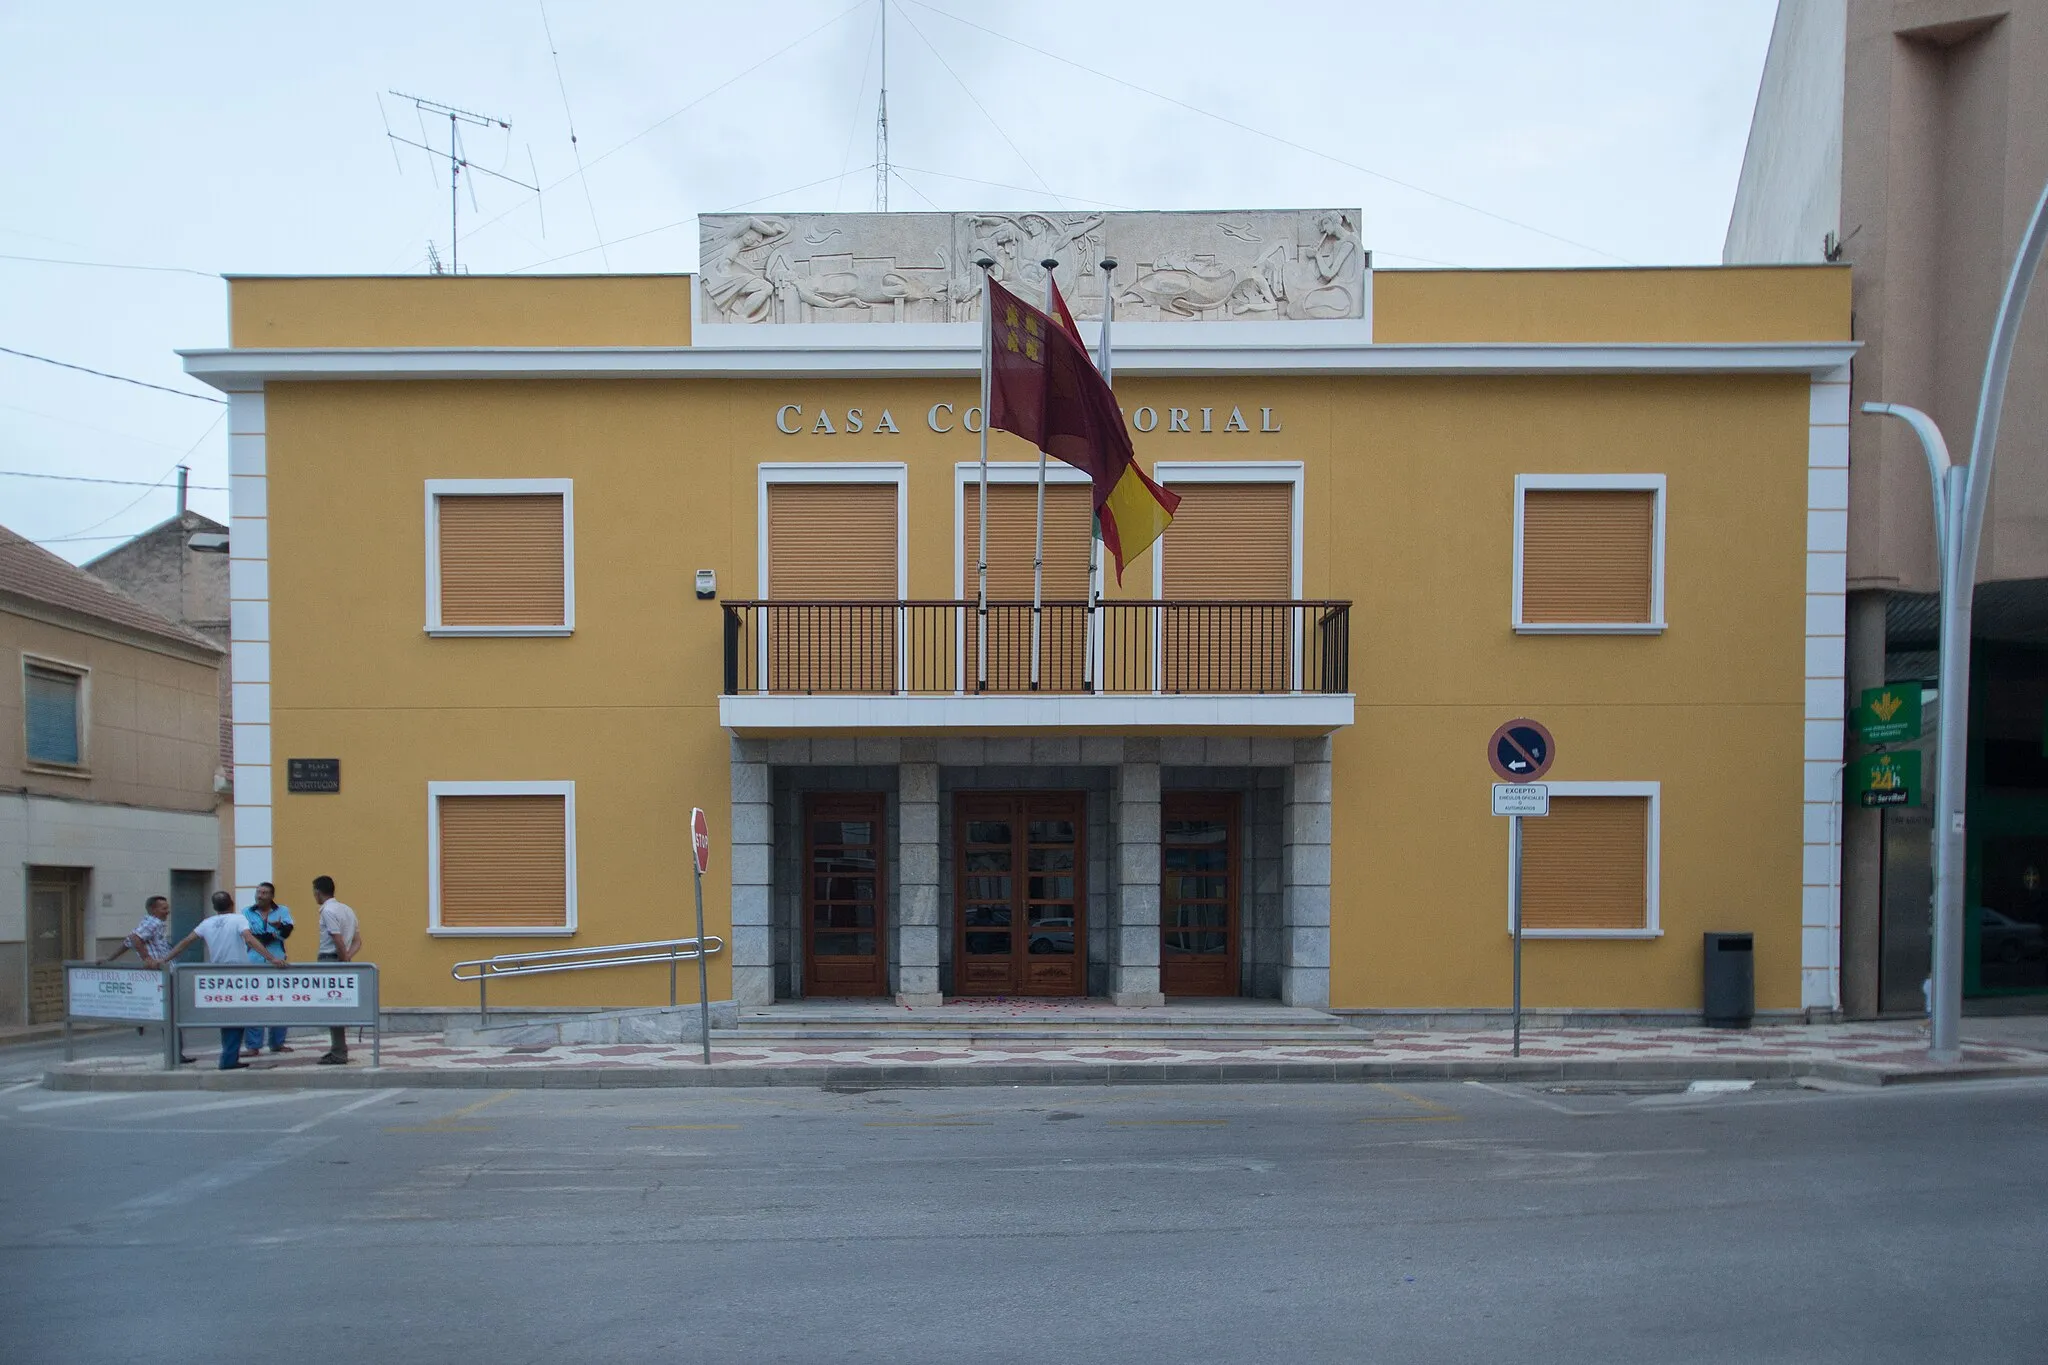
718,600,1354,735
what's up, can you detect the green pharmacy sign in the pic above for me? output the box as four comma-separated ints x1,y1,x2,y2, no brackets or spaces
1852,749,1921,807
1856,683,1923,745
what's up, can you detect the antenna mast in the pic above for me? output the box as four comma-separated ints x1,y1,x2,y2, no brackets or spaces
874,1,890,211
385,92,536,273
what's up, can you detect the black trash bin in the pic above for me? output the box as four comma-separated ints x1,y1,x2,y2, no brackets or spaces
1703,932,1755,1029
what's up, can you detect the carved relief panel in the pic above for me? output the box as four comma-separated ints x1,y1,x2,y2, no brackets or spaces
697,210,1367,324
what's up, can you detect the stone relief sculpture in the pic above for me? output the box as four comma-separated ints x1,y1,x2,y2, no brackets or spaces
697,210,1367,324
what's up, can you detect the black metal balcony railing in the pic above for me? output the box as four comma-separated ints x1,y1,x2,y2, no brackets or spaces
721,600,1351,696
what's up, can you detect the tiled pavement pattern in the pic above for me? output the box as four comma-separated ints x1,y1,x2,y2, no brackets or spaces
51,1022,2048,1083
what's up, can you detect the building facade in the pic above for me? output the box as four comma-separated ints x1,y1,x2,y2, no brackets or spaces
85,508,236,892
0,527,223,1024
182,211,1851,1023
1728,0,2048,1012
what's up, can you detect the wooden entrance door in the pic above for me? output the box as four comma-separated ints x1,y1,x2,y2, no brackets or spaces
1161,793,1240,997
28,869,85,1024
954,792,1086,996
803,793,888,997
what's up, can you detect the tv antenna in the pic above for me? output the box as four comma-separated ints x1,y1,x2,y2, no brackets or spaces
383,91,537,273
874,1,890,211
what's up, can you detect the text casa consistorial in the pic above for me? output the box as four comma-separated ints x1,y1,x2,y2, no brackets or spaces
774,402,1284,436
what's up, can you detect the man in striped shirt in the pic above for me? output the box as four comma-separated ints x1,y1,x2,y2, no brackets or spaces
101,895,173,968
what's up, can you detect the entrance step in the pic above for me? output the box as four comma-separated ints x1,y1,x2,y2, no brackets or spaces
444,1001,738,1047
732,1000,1358,1045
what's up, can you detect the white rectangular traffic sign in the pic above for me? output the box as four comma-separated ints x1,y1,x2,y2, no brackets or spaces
66,966,166,1022
1492,783,1550,817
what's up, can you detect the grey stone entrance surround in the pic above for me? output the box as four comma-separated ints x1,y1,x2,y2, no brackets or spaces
727,734,1335,1011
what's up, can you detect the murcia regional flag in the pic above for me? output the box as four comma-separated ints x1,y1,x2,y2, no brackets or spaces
985,275,1179,581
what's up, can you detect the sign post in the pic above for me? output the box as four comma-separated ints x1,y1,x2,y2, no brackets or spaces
691,807,712,1066
1490,720,1556,1059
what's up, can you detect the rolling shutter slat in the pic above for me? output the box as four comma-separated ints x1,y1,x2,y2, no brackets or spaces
1161,483,1293,692
438,795,569,928
765,484,898,691
767,483,896,598
962,484,1092,691
438,495,566,626
1520,490,1655,624
1162,483,1292,599
1520,796,1649,930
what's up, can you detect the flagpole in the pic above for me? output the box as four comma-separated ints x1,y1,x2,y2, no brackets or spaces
975,257,994,693
1030,257,1059,692
1088,258,1117,695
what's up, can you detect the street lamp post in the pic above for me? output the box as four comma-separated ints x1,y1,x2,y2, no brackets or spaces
1858,176,2048,1063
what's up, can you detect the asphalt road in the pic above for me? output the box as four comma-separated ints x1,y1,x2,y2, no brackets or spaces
0,1073,2043,1364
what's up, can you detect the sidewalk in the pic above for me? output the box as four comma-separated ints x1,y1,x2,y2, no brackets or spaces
40,1021,2048,1091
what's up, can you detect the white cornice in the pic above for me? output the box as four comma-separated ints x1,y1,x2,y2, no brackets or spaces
180,336,1859,389
719,692,1355,734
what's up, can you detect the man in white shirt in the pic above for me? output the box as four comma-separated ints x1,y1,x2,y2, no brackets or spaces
164,891,284,1070
312,876,362,1065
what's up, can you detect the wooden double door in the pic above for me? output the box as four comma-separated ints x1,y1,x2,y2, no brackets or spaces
954,792,1086,996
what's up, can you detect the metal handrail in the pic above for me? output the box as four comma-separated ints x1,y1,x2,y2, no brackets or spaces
450,935,725,1024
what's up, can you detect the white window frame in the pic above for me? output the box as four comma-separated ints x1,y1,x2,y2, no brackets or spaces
1512,473,1666,634
1509,780,1661,940
427,779,578,937
21,653,89,775
757,463,909,598
424,479,575,637
757,463,909,693
1149,461,1306,600
950,461,1093,599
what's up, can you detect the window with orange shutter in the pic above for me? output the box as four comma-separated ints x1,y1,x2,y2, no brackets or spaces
1517,790,1659,935
430,783,576,933
1513,477,1665,632
427,480,573,634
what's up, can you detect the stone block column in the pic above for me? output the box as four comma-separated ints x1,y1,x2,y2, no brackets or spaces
728,737,775,1007
897,744,943,1006
1112,744,1164,1007
1281,736,1333,1009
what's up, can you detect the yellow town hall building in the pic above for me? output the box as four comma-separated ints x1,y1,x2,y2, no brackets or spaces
181,209,1853,1025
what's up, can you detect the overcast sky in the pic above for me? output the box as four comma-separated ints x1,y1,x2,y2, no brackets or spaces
0,0,1776,563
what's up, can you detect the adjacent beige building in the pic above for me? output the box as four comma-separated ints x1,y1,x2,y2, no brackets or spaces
0,526,223,1024
1728,0,2048,1015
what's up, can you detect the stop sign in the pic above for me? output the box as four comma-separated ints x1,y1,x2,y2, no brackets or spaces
691,807,710,875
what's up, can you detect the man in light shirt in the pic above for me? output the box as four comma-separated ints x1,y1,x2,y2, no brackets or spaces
163,890,284,1070
312,876,361,1066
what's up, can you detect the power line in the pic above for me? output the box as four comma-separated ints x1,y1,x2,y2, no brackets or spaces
437,0,872,268
835,4,883,210
890,2,1064,209
893,163,1132,210
0,398,215,452
507,164,881,273
37,412,225,544
0,469,227,490
0,346,226,403
538,0,609,270
902,0,1635,265
0,252,219,280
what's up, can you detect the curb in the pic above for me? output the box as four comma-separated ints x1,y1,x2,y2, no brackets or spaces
39,1056,2048,1092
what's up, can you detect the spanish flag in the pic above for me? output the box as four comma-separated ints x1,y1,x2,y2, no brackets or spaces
986,275,1179,580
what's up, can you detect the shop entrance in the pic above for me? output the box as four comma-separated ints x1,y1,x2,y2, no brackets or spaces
802,792,888,997
953,791,1086,996
1162,792,1241,997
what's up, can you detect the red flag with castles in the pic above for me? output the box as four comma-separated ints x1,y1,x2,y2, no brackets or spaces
984,275,1177,580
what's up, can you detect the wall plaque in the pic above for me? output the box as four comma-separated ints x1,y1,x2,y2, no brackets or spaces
287,758,340,793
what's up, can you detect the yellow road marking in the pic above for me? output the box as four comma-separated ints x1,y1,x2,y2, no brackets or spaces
627,1124,742,1130
1358,1084,1463,1124
383,1091,515,1133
